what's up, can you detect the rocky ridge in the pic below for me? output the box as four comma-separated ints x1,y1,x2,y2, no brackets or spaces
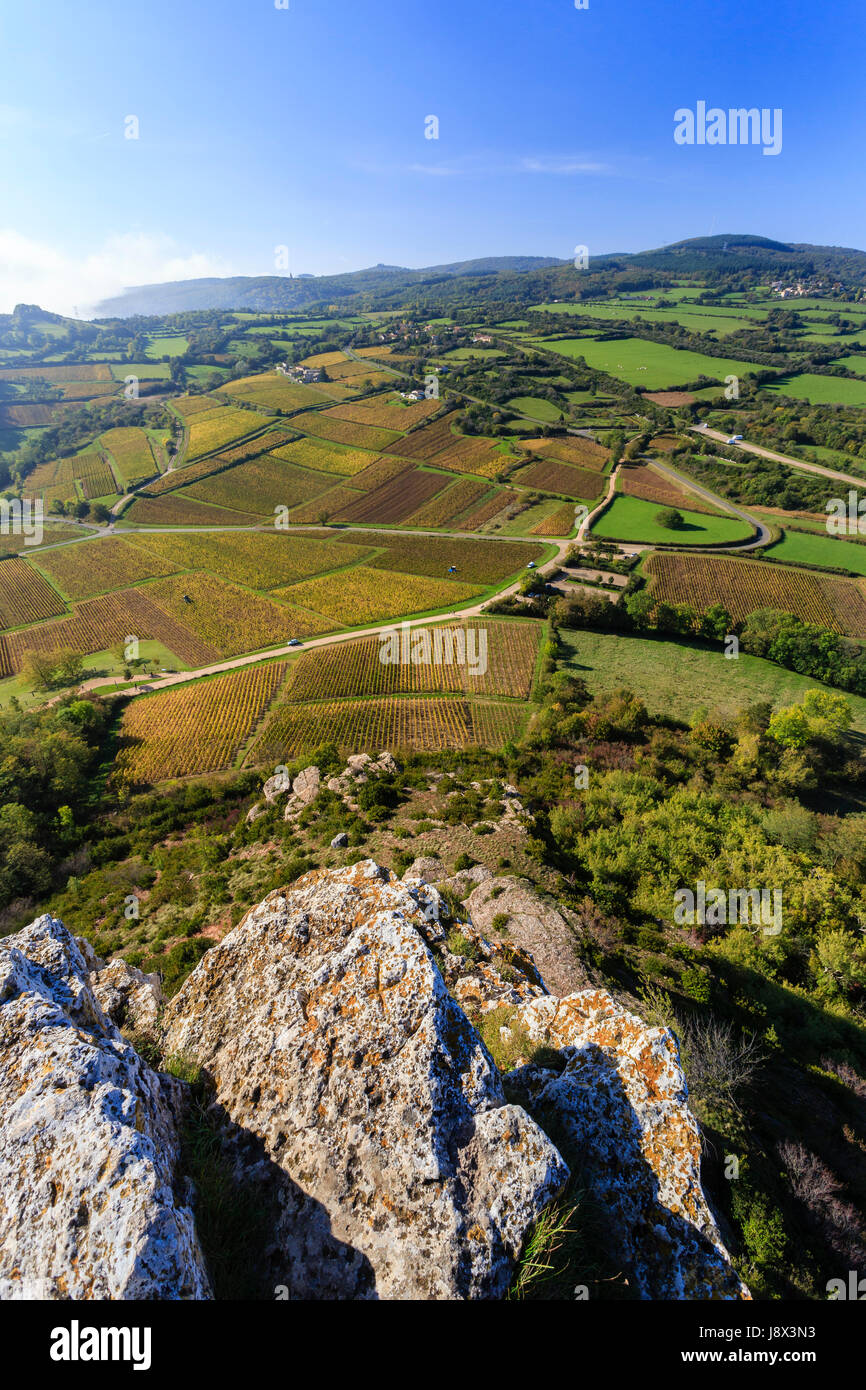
0,859,749,1301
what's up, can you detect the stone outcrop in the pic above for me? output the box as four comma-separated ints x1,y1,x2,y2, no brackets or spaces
0,916,210,1300
162,861,568,1299
464,876,592,999
0,861,748,1302
506,992,751,1300
90,958,163,1041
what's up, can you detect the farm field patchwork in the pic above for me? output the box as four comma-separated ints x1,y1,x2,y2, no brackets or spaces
132,531,374,590
522,435,609,471
30,537,182,600
217,372,330,411
273,567,485,626
643,552,866,636
142,572,335,655
403,477,491,528
0,587,220,678
333,468,449,524
185,454,336,516
112,663,289,786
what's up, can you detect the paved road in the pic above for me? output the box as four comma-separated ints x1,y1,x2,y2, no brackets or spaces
690,426,866,490
647,457,770,548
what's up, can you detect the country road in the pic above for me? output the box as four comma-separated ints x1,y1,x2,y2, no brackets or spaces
690,426,866,491
77,534,575,699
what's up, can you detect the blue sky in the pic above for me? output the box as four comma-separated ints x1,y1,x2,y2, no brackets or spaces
1,0,863,313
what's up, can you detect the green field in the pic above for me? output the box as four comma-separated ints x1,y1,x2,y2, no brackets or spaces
145,334,189,359
506,395,563,422
765,527,866,575
592,492,754,545
528,300,761,336
830,356,866,377
761,373,866,406
532,335,762,390
560,629,866,732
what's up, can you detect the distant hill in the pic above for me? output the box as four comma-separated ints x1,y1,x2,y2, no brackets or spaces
93,256,568,318
92,236,866,319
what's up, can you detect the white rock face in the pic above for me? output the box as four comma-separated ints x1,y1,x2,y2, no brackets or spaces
0,916,211,1301
506,991,751,1300
162,861,568,1299
282,765,321,820
90,958,163,1040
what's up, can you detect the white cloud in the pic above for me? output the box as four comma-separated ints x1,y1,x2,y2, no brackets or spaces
0,230,234,318
518,156,612,175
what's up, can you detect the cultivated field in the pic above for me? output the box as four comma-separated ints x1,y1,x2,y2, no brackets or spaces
346,532,546,582
113,663,288,785
403,477,490,528
218,373,330,411
185,454,335,516
133,531,374,590
124,494,260,527
30,538,181,600
185,407,266,462
515,458,606,500
285,620,540,700
522,435,609,470
334,468,448,524
249,695,529,762
101,428,158,487
270,439,376,477
274,567,484,626
644,552,866,635
0,558,66,628
291,411,402,452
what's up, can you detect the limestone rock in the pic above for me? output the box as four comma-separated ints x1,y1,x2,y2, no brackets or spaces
262,771,292,802
0,915,211,1300
90,958,163,1040
330,832,349,849
506,991,750,1300
464,876,591,998
282,765,321,820
162,861,568,1299
401,855,443,884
